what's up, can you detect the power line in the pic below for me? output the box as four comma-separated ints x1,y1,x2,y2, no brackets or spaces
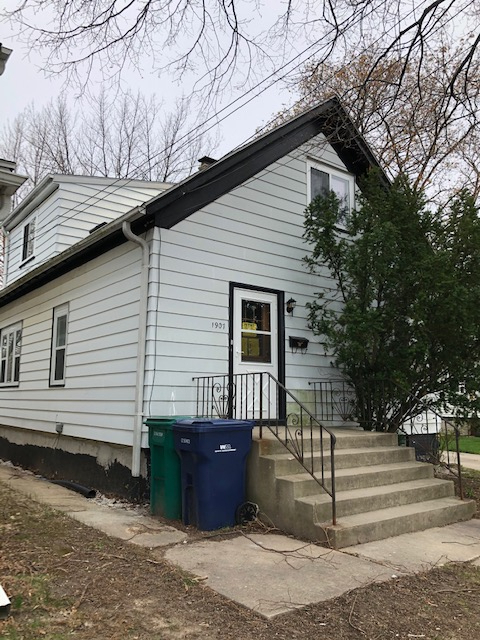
6,0,468,256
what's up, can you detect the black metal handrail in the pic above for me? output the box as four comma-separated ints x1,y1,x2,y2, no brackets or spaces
193,372,337,525
309,378,465,500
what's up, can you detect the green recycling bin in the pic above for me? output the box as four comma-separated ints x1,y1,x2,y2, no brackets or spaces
146,416,191,520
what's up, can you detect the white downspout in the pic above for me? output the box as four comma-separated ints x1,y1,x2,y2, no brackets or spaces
122,220,149,477
144,226,162,409
0,195,7,286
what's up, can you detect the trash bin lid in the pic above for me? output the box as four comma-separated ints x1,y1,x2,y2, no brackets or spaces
145,416,192,427
173,418,254,432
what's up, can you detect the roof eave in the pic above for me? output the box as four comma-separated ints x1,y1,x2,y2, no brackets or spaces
0,205,151,308
3,176,56,231
147,97,388,229
0,97,387,308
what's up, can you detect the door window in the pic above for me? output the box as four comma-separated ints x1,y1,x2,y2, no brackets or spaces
241,299,272,363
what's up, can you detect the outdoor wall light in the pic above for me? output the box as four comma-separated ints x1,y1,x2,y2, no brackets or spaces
286,298,297,314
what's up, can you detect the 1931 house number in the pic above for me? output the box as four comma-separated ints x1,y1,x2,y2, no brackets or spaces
212,321,227,330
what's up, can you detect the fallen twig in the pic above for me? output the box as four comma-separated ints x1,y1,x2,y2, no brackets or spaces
348,592,367,636
239,530,337,565
437,587,480,593
72,581,90,611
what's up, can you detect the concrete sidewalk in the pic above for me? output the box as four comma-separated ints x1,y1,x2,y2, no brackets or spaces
1,463,480,618
459,452,480,472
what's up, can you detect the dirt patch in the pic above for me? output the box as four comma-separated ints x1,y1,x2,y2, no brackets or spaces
1,480,480,640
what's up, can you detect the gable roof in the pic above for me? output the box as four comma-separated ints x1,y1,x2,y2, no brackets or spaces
148,96,387,229
0,97,386,308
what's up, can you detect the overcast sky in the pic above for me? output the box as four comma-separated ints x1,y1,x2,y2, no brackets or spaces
1,19,296,161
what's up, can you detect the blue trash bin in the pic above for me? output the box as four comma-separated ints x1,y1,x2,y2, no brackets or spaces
173,418,254,530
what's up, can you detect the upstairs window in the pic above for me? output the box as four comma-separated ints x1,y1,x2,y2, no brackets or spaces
0,322,22,386
50,304,69,386
308,160,355,219
22,218,36,262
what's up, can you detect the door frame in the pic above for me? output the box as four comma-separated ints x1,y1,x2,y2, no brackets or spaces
229,282,286,420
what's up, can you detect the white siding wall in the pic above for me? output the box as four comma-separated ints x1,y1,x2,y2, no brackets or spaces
5,192,64,286
145,135,348,417
54,181,169,254
5,179,167,286
0,243,142,446
1,134,354,448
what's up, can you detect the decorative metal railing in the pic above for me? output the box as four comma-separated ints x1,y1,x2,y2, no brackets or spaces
309,379,465,500
193,372,337,524
399,391,464,501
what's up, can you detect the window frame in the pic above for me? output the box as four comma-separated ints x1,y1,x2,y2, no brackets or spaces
21,217,36,264
307,158,355,217
0,322,22,387
49,304,69,387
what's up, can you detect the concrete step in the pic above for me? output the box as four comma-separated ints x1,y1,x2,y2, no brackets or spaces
262,445,415,475
323,497,476,548
253,428,398,455
247,427,475,550
296,478,455,523
328,461,435,491
331,429,398,450
275,461,434,503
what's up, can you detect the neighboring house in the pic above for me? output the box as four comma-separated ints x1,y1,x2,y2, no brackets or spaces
0,43,12,76
0,159,26,220
0,159,28,287
0,98,386,498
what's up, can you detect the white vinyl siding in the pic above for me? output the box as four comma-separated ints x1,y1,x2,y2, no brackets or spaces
0,243,141,445
50,304,68,386
144,134,349,419
0,322,22,386
5,177,168,286
0,132,356,447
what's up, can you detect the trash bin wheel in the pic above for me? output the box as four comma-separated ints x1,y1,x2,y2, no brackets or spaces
235,501,259,525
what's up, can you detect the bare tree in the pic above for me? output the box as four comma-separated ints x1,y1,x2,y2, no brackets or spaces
3,1,479,112
269,42,480,202
0,91,217,201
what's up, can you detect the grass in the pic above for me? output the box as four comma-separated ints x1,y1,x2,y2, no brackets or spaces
445,435,480,454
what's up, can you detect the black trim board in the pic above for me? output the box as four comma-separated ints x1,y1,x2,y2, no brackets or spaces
149,98,387,230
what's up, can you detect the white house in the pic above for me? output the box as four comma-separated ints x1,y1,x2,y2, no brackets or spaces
0,98,381,498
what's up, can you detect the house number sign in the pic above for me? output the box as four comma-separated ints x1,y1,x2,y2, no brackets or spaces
211,321,227,331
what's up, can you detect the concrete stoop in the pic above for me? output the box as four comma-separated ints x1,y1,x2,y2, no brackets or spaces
246,427,476,548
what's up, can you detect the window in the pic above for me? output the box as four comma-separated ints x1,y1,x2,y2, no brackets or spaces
22,217,36,262
50,304,68,386
308,160,354,216
0,322,22,386
241,299,272,363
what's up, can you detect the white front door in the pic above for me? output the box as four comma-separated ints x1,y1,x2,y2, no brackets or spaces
232,288,278,419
